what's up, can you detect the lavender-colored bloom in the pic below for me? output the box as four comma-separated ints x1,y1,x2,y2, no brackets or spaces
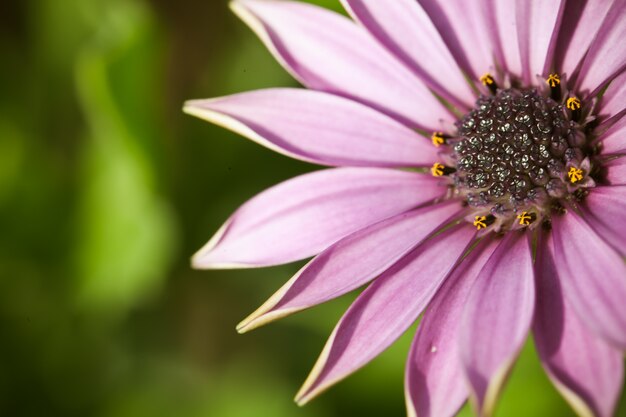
184,0,626,415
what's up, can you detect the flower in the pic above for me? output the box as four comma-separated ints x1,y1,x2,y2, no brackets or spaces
184,0,626,416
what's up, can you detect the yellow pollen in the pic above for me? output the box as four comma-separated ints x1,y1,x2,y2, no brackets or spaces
546,73,560,87
517,211,534,226
431,162,445,177
474,216,488,230
567,97,581,110
431,132,445,147
480,73,495,86
568,167,584,183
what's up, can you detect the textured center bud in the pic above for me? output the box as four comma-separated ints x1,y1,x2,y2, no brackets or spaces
441,88,593,231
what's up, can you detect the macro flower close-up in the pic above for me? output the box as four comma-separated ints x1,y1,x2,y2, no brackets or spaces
185,1,626,416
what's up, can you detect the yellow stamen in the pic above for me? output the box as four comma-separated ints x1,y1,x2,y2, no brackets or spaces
480,73,495,86
431,132,445,147
566,97,581,110
431,162,445,177
474,216,487,230
517,211,535,226
568,167,584,183
546,73,560,88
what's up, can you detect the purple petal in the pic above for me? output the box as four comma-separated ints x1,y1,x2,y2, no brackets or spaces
491,0,523,79
295,225,476,405
460,232,535,416
552,211,626,349
405,239,499,417
417,0,494,79
184,88,438,168
598,71,626,124
553,0,613,78
605,157,626,185
193,168,446,269
515,0,565,83
237,201,463,332
575,1,626,95
534,233,624,417
340,0,476,110
597,114,626,155
580,185,626,255
231,0,454,130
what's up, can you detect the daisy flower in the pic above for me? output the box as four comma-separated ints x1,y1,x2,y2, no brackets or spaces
184,0,626,416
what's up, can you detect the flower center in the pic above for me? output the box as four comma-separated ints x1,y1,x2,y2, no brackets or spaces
431,79,596,233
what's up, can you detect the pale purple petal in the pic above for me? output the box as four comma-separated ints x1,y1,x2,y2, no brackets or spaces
231,0,454,130
580,185,626,255
598,71,626,125
534,233,624,417
575,1,626,95
460,232,535,416
552,211,626,349
184,88,438,168
605,157,626,185
515,0,565,83
597,114,626,155
491,0,523,79
405,239,499,417
553,0,613,78
193,168,446,269
295,225,476,405
340,0,476,110
417,0,494,79
237,201,463,332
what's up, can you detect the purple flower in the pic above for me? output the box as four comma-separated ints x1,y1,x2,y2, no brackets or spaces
184,0,626,416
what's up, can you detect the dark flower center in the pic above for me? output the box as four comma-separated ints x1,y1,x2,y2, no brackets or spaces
432,80,596,233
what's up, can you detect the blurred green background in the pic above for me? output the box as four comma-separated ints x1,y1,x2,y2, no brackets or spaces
0,1,623,416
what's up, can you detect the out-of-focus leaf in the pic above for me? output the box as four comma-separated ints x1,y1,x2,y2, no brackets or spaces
74,1,176,314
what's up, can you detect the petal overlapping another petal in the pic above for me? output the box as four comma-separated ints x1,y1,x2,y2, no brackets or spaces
295,225,476,405
575,0,626,96
459,232,535,417
417,0,494,80
552,211,626,349
553,0,613,79
193,168,446,269
405,239,499,417
231,0,454,130
534,233,624,417
340,0,476,110
184,88,438,168
596,115,626,156
515,0,565,84
237,201,463,333
580,185,626,255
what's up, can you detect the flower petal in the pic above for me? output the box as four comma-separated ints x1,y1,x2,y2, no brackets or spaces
405,239,499,417
597,114,626,155
553,0,613,78
515,0,565,83
340,0,476,110
534,233,624,417
598,70,626,128
295,225,476,405
605,156,626,185
417,0,494,79
460,232,535,417
580,185,626,255
575,1,626,95
237,201,463,333
193,168,446,269
491,0,523,79
184,88,438,168
552,211,626,349
231,0,454,130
